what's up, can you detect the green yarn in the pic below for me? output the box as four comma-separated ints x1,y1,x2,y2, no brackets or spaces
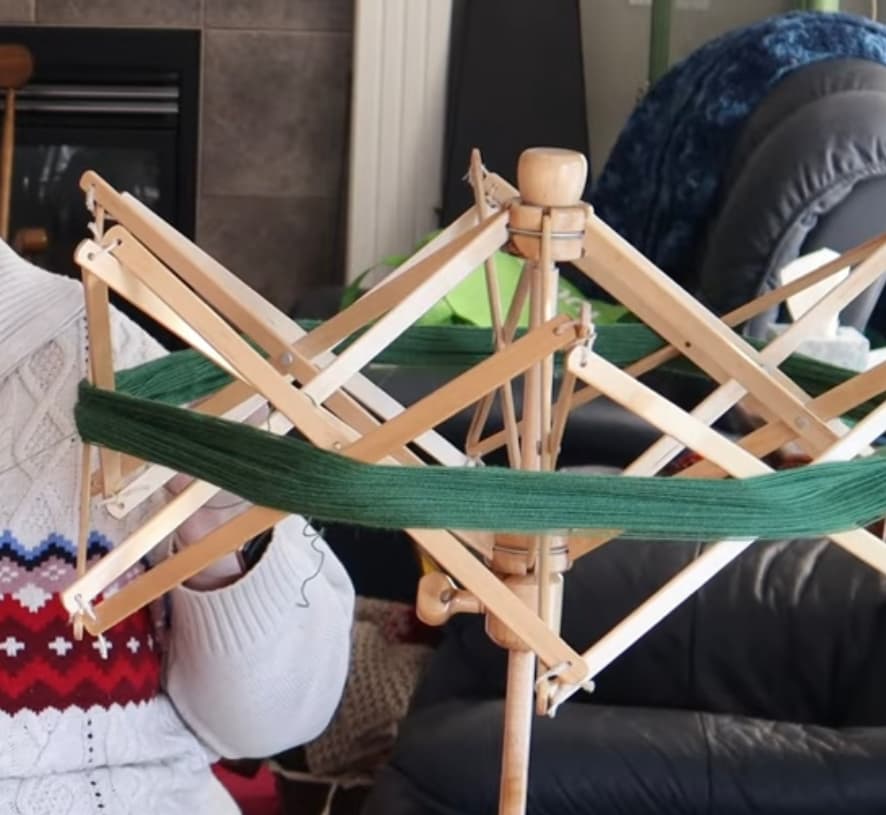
76,377,886,541
117,321,880,421
77,320,886,541
116,349,230,406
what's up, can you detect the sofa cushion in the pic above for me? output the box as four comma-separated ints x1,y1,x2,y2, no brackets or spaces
366,698,886,815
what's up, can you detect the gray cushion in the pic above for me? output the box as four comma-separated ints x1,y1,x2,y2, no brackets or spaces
696,58,886,338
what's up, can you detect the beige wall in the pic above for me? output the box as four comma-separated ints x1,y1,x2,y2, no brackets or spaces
580,0,881,177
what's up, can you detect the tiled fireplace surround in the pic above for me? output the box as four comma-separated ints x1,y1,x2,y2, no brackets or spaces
0,0,354,313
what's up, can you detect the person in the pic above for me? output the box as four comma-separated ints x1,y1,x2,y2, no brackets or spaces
0,238,356,814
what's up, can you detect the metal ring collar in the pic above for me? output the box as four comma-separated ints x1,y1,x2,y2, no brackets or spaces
507,226,585,240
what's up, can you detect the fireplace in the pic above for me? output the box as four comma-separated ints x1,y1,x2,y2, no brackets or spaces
0,25,200,346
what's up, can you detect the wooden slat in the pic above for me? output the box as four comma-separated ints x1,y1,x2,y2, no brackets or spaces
81,269,122,495
79,173,467,468
624,237,886,477
302,211,509,405
573,216,851,454
345,315,577,463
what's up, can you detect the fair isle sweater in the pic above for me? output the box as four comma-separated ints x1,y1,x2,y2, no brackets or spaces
0,245,355,814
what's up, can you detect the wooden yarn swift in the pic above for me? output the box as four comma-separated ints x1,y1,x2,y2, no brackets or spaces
60,146,886,815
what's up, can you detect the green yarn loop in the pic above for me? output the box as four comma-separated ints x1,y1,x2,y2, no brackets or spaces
74,321,886,541
117,320,880,420
75,389,886,543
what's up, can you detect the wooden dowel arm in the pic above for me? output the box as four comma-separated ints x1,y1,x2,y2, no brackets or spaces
467,210,886,462
69,498,590,686
547,365,886,712
302,210,509,407
80,172,467,470
345,314,579,463
680,357,886,480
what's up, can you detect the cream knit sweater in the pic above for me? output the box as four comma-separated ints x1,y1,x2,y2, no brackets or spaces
0,243,355,814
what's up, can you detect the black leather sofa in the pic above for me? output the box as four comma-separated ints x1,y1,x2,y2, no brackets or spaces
363,534,886,815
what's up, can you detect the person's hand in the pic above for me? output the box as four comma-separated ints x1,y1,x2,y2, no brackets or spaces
165,403,270,590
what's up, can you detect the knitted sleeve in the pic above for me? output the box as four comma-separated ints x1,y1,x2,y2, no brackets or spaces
164,516,355,758
108,309,356,759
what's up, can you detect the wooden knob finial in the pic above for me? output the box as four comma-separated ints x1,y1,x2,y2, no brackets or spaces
0,45,33,90
517,147,587,208
416,572,482,626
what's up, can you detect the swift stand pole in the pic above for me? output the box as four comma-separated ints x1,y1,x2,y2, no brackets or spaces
489,147,588,815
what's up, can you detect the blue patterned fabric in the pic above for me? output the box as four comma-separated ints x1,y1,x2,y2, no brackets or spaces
0,529,111,563
590,11,886,286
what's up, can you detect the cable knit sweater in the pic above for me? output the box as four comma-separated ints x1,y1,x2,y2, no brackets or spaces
0,244,355,814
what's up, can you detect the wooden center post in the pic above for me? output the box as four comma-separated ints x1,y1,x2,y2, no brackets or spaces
414,146,591,815
489,146,589,815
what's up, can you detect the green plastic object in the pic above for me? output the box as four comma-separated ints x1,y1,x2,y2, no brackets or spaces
799,0,840,10
344,232,630,329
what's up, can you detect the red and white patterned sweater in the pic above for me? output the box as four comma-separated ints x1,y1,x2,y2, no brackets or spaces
0,245,355,814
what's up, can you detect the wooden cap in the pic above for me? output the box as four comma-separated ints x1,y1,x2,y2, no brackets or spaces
517,147,587,207
0,44,33,90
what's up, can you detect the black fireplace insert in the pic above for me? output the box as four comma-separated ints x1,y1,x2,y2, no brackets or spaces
0,25,200,347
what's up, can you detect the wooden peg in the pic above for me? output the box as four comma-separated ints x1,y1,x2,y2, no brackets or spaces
416,572,483,626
